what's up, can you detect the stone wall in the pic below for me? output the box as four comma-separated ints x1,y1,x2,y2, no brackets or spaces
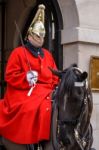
58,0,99,149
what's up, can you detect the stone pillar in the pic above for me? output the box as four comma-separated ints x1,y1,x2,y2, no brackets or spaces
58,0,99,149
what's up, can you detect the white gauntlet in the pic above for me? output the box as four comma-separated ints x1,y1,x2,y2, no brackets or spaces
26,70,38,86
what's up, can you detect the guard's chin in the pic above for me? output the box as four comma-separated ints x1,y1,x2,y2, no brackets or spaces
33,41,43,48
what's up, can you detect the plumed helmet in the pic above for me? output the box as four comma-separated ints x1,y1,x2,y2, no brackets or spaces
27,4,46,38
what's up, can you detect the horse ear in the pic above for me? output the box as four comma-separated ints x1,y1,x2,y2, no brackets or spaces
72,63,78,67
48,66,62,77
81,72,88,80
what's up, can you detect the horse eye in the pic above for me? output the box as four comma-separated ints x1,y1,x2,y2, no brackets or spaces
74,88,83,96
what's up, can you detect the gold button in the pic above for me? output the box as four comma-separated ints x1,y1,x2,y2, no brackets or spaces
46,96,49,99
46,108,49,111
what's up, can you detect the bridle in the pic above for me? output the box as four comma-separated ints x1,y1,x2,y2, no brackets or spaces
55,67,91,150
74,89,89,150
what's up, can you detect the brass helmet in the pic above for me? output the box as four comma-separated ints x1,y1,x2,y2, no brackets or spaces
27,4,45,38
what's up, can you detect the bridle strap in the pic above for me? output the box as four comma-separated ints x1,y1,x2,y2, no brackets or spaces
74,89,89,150
58,119,78,126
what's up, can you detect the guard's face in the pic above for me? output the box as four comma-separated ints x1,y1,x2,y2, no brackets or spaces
28,34,44,48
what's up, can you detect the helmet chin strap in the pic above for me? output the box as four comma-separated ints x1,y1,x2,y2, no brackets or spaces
28,35,43,48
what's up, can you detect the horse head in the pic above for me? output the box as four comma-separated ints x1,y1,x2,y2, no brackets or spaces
49,64,93,150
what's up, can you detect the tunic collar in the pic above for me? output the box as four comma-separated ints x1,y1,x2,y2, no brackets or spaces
25,41,44,58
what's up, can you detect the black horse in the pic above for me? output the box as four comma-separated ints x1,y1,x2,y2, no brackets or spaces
46,64,94,150
28,64,94,150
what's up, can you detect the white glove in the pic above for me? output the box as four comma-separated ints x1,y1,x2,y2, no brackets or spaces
26,70,38,86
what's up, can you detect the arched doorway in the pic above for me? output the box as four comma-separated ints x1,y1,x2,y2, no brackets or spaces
23,0,63,69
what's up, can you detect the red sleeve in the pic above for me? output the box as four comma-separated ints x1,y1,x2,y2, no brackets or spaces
5,48,29,89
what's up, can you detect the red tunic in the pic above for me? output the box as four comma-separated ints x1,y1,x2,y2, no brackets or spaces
0,46,59,144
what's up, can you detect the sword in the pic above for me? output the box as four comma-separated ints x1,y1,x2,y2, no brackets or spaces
14,21,34,96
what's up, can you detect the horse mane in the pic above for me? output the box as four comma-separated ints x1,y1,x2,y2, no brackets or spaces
56,67,76,100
